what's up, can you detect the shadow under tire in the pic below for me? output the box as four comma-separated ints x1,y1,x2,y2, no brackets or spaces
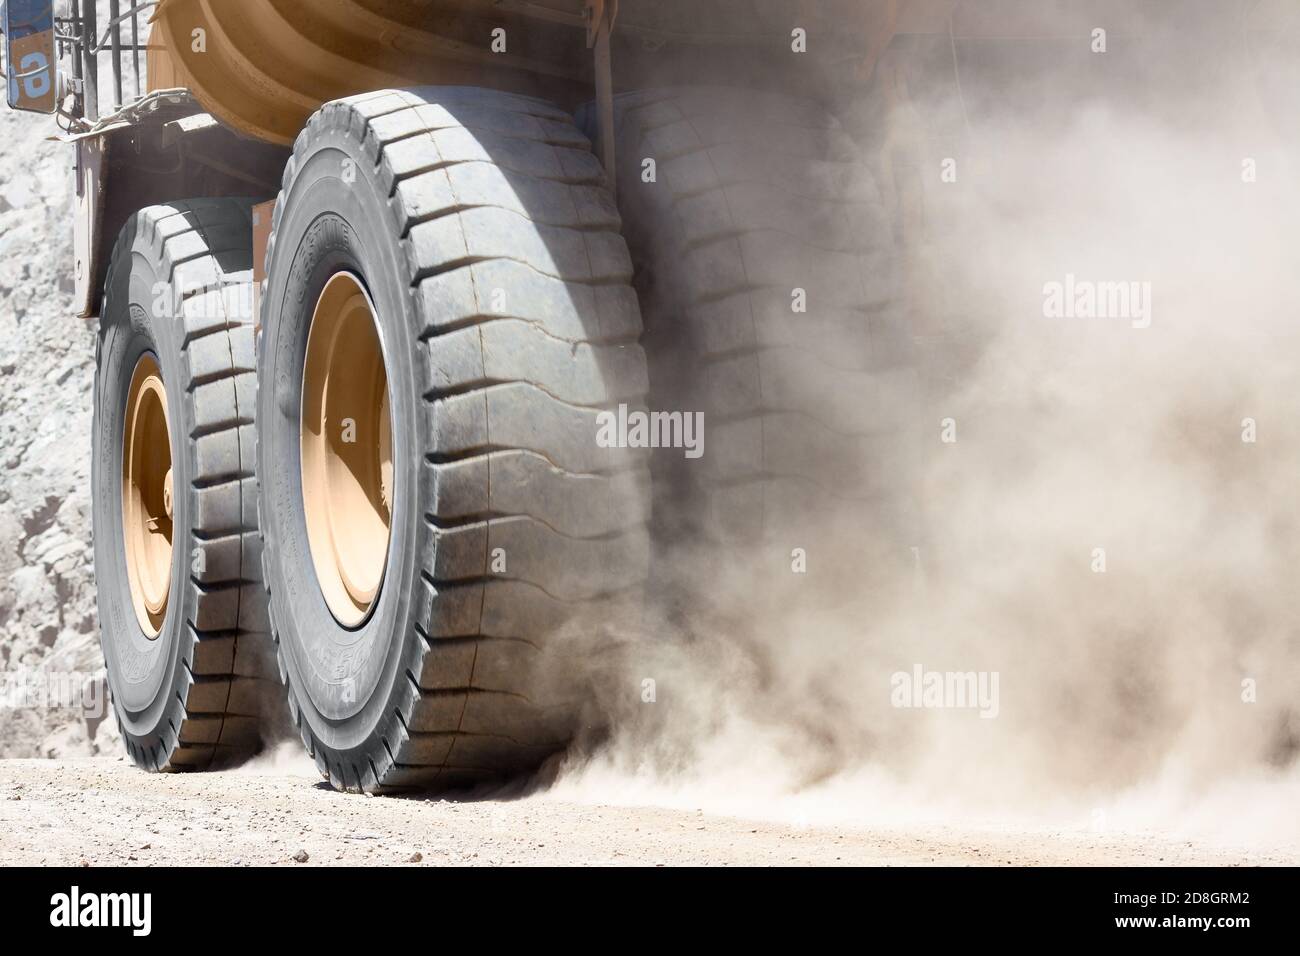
258,87,650,793
93,198,275,771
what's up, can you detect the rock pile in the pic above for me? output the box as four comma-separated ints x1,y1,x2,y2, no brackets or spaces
0,104,114,758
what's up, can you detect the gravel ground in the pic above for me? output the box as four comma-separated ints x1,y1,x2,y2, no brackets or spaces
0,757,1290,866
0,75,109,762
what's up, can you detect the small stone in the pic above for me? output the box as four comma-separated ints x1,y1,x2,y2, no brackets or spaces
408,852,423,863
292,849,309,863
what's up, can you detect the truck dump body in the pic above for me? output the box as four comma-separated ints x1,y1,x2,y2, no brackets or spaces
150,0,593,144
149,0,902,145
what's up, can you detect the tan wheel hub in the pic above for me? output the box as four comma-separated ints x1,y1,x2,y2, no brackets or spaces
122,355,173,637
301,272,393,627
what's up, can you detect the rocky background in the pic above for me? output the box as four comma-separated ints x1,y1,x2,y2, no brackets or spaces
0,104,111,759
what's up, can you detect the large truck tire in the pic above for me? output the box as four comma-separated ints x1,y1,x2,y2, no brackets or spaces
258,87,650,792
605,87,921,595
93,198,276,771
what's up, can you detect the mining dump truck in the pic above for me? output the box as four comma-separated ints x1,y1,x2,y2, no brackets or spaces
5,0,1289,791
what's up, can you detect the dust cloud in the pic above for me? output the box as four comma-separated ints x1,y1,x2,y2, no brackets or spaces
549,9,1300,854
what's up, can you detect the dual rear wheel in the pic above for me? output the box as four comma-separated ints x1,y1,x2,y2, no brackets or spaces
95,88,651,790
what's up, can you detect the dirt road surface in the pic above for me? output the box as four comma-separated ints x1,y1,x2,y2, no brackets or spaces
0,757,1290,866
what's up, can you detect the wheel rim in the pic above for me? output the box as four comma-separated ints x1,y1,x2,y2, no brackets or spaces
301,272,393,627
122,354,173,638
